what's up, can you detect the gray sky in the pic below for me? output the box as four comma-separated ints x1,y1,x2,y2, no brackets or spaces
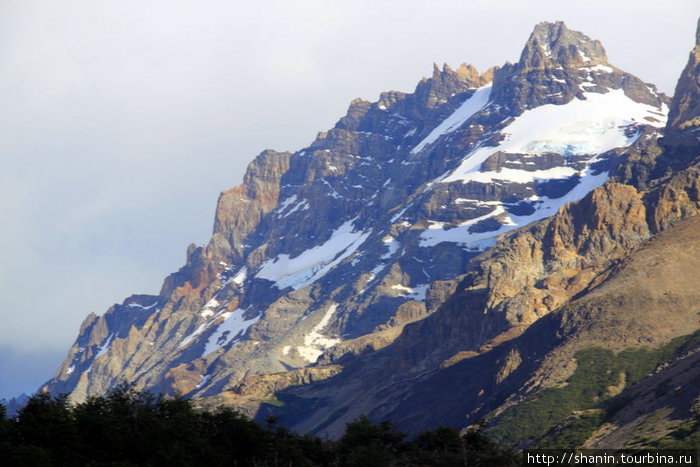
1,0,697,401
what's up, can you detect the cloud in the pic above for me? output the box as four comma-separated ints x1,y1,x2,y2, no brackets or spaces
0,0,697,398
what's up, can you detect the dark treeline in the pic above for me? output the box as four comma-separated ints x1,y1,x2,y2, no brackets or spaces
0,383,517,466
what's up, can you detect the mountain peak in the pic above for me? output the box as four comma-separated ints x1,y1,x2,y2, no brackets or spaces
519,21,607,70
39,19,678,438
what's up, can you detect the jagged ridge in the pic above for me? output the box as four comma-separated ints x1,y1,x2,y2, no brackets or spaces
38,22,690,447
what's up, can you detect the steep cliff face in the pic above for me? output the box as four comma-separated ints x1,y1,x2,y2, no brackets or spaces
210,150,293,261
41,22,689,444
665,18,700,152
617,17,700,190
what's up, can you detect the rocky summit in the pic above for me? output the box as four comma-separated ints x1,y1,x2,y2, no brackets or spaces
40,21,699,448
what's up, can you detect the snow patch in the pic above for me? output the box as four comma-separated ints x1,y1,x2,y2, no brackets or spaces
421,166,610,249
95,334,114,359
179,323,208,349
202,309,260,357
284,200,310,217
358,262,389,294
390,207,408,223
297,304,341,363
278,194,298,210
380,235,400,260
126,301,159,310
195,374,210,390
231,267,247,286
199,298,220,318
411,83,492,154
584,64,614,74
370,263,387,276
463,166,578,185
256,219,370,290
454,198,501,206
391,284,429,301
321,179,342,199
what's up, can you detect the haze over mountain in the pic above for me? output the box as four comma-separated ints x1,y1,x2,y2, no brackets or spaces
20,17,700,449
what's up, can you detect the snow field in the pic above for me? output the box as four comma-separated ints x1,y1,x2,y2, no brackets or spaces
419,89,667,249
